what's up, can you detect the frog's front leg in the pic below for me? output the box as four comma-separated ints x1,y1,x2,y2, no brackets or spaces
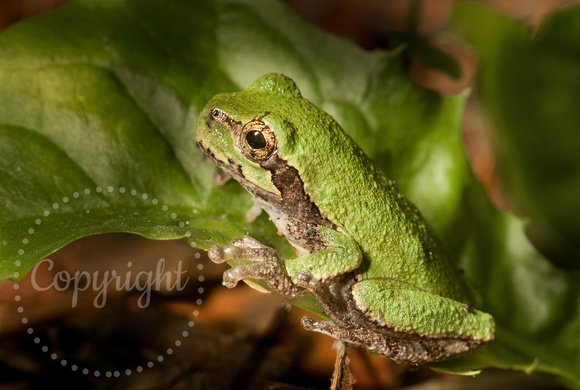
208,235,305,296
207,226,362,298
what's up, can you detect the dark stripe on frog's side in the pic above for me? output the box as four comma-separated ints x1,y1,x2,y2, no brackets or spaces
259,153,338,252
234,152,336,253
259,153,336,231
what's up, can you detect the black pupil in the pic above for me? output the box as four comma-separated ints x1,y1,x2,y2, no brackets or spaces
246,130,267,149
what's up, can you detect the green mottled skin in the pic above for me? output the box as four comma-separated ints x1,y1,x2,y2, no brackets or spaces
197,73,494,356
352,280,491,340
202,74,468,301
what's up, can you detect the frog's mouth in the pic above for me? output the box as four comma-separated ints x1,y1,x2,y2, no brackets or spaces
198,139,245,180
197,137,272,196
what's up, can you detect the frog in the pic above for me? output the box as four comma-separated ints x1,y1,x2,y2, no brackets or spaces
195,73,494,364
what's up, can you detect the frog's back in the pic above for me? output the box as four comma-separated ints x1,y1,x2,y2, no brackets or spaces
280,100,472,304
240,73,472,304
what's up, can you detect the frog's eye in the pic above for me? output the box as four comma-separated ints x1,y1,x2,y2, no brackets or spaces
246,130,267,149
240,120,277,162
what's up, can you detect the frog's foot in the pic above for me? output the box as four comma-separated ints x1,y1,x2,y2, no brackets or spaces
208,236,269,265
304,316,485,364
302,317,431,364
208,236,305,296
301,317,416,362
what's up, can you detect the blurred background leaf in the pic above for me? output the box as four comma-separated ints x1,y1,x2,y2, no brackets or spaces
451,2,580,268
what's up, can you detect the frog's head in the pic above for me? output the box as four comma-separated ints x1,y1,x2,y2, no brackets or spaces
196,73,306,197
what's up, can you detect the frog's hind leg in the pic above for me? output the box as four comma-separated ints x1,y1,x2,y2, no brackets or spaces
297,276,494,364
295,272,421,362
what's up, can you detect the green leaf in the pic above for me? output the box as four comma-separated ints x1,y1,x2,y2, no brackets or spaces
0,0,292,282
450,3,580,387
1,0,579,385
451,2,580,267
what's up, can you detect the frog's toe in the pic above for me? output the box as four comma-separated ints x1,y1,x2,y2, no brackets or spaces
208,244,246,263
300,316,316,330
300,317,344,338
223,267,243,288
231,235,267,249
295,271,314,288
230,237,244,246
208,245,228,264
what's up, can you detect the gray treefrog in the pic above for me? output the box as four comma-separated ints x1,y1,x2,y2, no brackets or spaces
196,73,494,364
